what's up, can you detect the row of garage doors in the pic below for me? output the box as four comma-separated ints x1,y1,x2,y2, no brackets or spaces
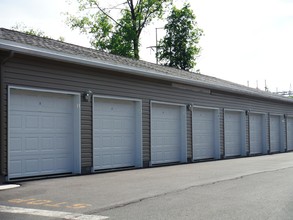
7,87,293,179
8,88,187,179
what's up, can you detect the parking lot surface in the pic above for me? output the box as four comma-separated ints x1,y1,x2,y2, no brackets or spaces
1,153,293,219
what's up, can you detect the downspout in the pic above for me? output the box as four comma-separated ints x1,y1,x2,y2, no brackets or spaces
0,50,14,182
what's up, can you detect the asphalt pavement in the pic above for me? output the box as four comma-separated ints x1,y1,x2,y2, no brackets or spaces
1,152,293,219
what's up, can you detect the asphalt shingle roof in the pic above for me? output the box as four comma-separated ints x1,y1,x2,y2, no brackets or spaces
0,28,292,104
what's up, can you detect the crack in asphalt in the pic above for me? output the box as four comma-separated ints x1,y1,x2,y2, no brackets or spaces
86,166,293,215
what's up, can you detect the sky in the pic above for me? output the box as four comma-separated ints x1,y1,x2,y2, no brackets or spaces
0,0,293,92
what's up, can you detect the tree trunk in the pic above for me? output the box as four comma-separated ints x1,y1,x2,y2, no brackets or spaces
133,37,140,60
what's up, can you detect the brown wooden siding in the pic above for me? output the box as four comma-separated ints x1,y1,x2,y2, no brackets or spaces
219,108,225,157
245,113,249,155
142,99,150,167
265,114,269,153
2,54,293,175
186,109,192,160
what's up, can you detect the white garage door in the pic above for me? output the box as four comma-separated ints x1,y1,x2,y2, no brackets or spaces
224,110,244,157
93,98,141,170
151,103,185,164
250,113,264,154
287,117,293,151
270,115,281,153
193,108,219,160
9,89,76,179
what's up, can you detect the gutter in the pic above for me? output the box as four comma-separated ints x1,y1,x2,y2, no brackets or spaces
0,39,292,104
0,50,14,180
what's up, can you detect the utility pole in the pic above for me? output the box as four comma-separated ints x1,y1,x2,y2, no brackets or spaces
146,27,164,64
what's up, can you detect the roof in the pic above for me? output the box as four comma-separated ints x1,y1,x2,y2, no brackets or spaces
0,27,292,104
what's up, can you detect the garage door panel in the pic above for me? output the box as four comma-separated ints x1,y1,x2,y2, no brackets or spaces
101,147,134,156
94,152,134,168
193,108,217,160
100,155,113,166
42,96,73,113
153,119,179,130
25,159,39,173
55,156,72,170
42,116,55,129
152,150,179,163
55,136,73,150
11,135,72,152
10,114,23,128
55,115,73,130
11,112,73,131
10,137,22,152
9,89,76,179
153,105,177,118
151,103,183,164
42,158,55,171
93,98,139,170
10,93,39,111
10,91,73,113
24,137,39,151
24,115,39,128
224,111,243,157
94,134,135,147
10,161,22,176
10,151,72,169
95,100,135,116
96,116,135,131
41,137,54,150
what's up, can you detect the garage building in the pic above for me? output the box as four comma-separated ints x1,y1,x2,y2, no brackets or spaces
1,28,293,181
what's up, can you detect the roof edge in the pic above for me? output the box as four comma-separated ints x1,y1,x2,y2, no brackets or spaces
0,38,293,104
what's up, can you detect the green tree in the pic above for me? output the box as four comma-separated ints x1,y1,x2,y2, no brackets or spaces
157,3,203,71
66,0,173,59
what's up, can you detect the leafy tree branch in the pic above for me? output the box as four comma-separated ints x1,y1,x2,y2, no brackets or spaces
66,0,173,59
